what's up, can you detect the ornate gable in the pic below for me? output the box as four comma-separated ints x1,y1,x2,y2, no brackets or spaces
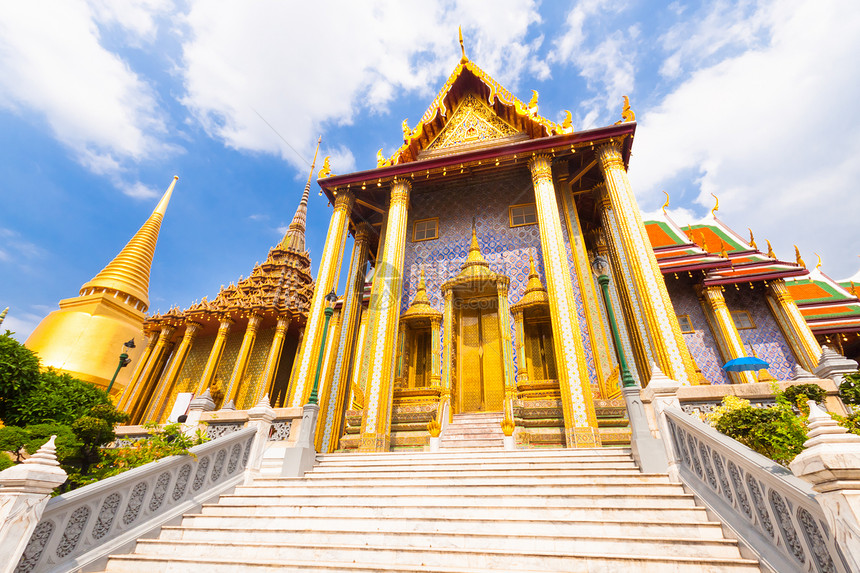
425,94,521,155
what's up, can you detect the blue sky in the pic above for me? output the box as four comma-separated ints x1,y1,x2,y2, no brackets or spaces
2,0,859,341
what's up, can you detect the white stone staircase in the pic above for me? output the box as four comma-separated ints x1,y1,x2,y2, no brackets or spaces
439,411,505,449
102,448,761,572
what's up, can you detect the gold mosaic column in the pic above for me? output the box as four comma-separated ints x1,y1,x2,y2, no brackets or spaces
766,279,821,372
144,321,201,421
258,315,291,404
319,224,371,452
118,334,158,410
196,317,233,395
224,313,261,404
528,155,599,447
289,191,354,406
697,286,757,384
127,324,175,424
439,289,454,423
596,142,697,385
512,310,528,387
497,282,516,422
430,316,442,389
359,178,411,452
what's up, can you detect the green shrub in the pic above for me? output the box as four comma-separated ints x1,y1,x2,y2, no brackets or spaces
0,426,29,462
832,410,860,436
714,403,807,466
95,423,208,480
0,451,13,471
783,383,826,405
839,371,860,406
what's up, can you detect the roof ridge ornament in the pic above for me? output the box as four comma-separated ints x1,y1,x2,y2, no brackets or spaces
795,245,806,268
661,191,669,215
459,26,468,64
748,228,757,250
620,95,635,123
766,239,776,259
710,193,719,217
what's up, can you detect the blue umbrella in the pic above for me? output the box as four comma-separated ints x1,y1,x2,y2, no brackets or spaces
722,356,769,372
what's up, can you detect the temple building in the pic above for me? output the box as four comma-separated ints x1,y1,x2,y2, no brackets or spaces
25,177,179,392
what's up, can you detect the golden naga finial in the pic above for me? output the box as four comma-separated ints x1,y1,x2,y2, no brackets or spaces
766,240,776,259
700,232,709,253
719,240,729,259
528,90,539,110
376,148,390,168
795,245,806,268
318,156,332,179
815,252,822,270
559,110,573,134
621,95,635,122
748,228,757,250
402,118,410,142
661,191,669,214
710,193,719,217
459,26,468,64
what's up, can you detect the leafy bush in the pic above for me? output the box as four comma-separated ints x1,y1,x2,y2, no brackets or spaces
4,369,113,427
96,423,207,479
0,451,13,471
839,371,860,406
0,426,29,461
832,410,860,436
783,383,825,406
713,403,807,466
0,330,41,422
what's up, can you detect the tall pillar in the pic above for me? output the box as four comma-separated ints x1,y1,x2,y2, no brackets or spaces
289,192,354,406
225,313,262,405
144,321,201,421
697,286,757,384
429,316,442,389
196,317,233,395
127,324,175,424
258,315,291,404
319,224,370,452
359,178,411,451
117,334,157,410
596,142,699,385
497,282,516,422
528,154,600,447
766,279,822,372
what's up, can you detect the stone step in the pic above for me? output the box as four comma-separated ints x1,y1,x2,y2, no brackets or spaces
249,473,672,487
198,502,711,522
154,529,741,558
316,447,631,461
302,469,642,479
176,513,728,539
111,540,758,572
215,491,701,508
308,458,638,470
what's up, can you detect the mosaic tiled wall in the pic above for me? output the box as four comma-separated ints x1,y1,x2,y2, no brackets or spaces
402,170,593,387
174,336,215,394
236,327,276,410
666,278,730,384
724,286,795,379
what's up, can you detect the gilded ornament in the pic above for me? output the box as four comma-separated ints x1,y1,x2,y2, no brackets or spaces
401,119,410,142
558,110,574,134
376,148,387,168
814,252,822,270
621,95,636,123
766,240,776,259
661,191,669,214
458,26,468,64
318,156,332,179
528,90,539,112
748,228,758,250
794,245,806,268
710,193,719,217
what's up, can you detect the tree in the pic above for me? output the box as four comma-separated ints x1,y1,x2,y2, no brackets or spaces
0,330,41,423
3,368,112,427
0,426,29,462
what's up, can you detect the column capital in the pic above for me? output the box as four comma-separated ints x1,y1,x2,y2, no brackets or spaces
333,190,355,213
182,321,202,339
390,177,411,207
246,313,262,331
697,284,728,309
596,141,625,170
217,316,234,331
430,316,442,328
275,314,291,332
528,154,553,182
354,222,373,244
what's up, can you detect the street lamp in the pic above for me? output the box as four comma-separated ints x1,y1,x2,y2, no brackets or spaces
308,289,338,405
591,256,636,388
107,338,136,394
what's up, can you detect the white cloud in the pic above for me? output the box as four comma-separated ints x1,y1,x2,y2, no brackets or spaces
2,312,44,342
179,0,541,169
0,1,174,197
629,0,860,278
121,181,161,200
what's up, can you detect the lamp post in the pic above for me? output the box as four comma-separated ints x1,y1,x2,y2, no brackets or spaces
308,290,338,405
591,256,636,388
107,339,136,394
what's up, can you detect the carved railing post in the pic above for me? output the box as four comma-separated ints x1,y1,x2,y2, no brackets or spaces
813,346,859,386
790,400,860,572
641,364,682,482
184,388,216,438
0,437,67,573
244,395,276,484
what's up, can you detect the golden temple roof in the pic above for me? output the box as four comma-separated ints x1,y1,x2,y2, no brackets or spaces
511,254,550,311
402,270,442,321
80,176,177,310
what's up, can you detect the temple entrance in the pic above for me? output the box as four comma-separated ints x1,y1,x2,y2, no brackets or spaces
455,297,505,413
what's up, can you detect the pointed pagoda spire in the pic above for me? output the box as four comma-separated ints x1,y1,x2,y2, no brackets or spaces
402,269,441,321
280,136,321,252
80,176,177,311
0,307,7,327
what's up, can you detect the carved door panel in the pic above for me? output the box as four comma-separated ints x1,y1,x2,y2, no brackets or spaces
457,302,504,413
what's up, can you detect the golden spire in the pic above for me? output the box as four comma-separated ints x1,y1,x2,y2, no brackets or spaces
414,269,429,304
795,245,806,268
748,228,757,250
661,191,669,215
524,253,544,292
511,252,549,310
402,269,441,320
457,220,494,280
0,307,7,327
766,240,776,259
459,26,468,64
710,193,719,217
80,176,177,310
281,136,320,251
467,219,486,264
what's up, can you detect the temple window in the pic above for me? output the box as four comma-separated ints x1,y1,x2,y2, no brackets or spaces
677,314,695,333
509,203,537,227
731,310,755,329
412,218,439,241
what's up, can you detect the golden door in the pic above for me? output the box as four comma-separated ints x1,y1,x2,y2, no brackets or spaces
457,302,505,412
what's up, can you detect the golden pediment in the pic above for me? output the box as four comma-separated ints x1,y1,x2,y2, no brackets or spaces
426,94,520,152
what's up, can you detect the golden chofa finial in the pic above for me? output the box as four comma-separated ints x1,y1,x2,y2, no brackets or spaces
559,110,574,134
795,245,806,268
748,228,758,250
766,240,776,259
318,156,332,179
661,191,669,215
376,148,388,168
710,193,719,217
528,90,539,109
815,252,822,270
459,26,468,64
621,96,635,122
